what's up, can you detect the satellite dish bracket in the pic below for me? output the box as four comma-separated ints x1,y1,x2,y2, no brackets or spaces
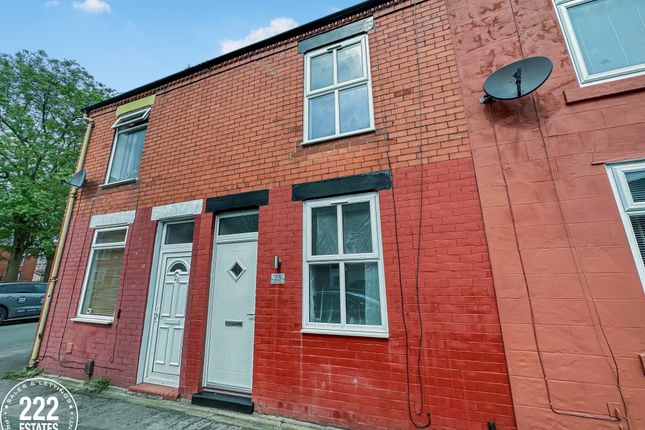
479,94,495,104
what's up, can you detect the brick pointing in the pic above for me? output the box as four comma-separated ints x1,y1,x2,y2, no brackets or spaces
73,0,470,219
251,161,515,430
180,213,215,395
39,208,156,387
39,0,518,429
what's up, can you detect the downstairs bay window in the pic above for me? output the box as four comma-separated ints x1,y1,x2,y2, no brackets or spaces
302,193,388,337
75,227,127,323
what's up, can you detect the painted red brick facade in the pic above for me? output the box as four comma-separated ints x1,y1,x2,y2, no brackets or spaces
447,0,645,428
36,0,645,429
37,1,518,429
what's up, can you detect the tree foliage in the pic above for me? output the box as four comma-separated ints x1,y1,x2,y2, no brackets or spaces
0,50,114,280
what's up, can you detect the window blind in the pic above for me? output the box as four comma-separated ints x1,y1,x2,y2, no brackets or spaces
630,214,645,265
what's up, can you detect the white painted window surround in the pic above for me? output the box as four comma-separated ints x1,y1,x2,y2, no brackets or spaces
554,0,645,85
151,199,203,221
606,161,645,291
302,192,388,337
90,210,136,229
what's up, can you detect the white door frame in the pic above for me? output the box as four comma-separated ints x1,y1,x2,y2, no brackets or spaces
203,210,259,393
138,219,193,387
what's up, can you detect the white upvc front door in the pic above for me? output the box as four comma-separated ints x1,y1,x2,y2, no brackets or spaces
143,220,194,387
203,211,259,393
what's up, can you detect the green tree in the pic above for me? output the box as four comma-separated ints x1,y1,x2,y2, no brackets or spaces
0,50,114,281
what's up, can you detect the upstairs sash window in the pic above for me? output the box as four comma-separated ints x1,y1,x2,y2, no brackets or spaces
106,108,150,184
304,34,374,143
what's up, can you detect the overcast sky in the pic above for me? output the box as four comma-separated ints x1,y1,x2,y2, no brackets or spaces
0,0,359,93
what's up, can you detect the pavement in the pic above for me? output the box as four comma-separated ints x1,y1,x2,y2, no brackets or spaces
0,319,38,374
0,320,334,429
0,377,334,430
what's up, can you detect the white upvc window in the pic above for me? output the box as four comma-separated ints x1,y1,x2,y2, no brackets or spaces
302,193,388,337
75,226,128,324
554,0,645,85
105,108,150,185
607,161,645,290
303,34,374,144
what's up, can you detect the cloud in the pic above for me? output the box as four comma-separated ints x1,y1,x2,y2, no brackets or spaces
45,0,60,6
219,17,298,54
72,0,111,14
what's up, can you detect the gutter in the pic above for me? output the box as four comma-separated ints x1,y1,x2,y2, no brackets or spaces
29,115,95,368
83,0,388,114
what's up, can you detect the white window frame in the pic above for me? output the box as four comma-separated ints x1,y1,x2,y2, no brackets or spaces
111,107,150,128
302,192,388,337
215,210,260,244
606,160,645,290
73,226,128,324
554,0,645,86
104,108,149,186
303,34,375,144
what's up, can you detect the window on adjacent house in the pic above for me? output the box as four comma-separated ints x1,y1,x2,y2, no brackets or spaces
77,227,127,321
106,108,150,184
303,193,387,336
554,0,645,85
303,34,374,143
607,161,645,289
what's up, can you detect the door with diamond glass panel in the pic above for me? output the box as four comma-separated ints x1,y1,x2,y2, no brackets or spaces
203,211,259,392
143,220,194,387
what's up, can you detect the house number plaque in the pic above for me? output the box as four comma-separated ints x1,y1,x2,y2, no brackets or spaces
270,273,285,284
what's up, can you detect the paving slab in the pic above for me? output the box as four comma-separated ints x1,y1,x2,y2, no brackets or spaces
0,378,338,430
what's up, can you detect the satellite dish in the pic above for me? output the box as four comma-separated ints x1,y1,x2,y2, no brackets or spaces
480,56,553,104
60,168,87,189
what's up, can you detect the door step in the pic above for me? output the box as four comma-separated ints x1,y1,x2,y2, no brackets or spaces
191,391,254,414
129,383,179,400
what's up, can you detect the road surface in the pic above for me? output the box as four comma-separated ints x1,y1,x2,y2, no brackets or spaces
0,320,38,374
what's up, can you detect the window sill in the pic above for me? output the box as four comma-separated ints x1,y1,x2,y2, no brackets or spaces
101,178,138,189
301,327,389,339
70,316,113,325
564,74,645,104
301,127,376,146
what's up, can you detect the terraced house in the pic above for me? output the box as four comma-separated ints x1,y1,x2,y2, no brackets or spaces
33,0,645,429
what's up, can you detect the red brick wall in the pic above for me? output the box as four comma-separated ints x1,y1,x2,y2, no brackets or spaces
39,0,520,428
447,0,645,428
38,208,157,387
73,0,470,219
180,212,215,395
0,252,38,282
18,257,37,282
250,164,515,430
